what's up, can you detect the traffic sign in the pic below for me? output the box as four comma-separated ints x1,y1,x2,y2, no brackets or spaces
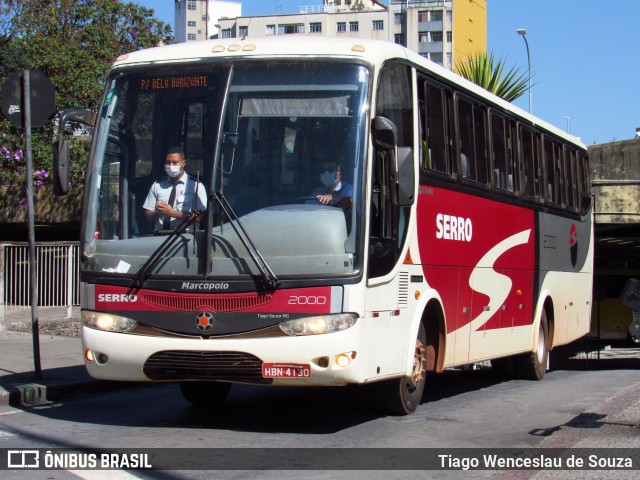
1,69,56,128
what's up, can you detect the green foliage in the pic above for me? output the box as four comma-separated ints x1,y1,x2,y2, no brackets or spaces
0,0,172,215
455,51,531,103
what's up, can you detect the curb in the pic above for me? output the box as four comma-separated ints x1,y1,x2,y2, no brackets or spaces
0,377,144,408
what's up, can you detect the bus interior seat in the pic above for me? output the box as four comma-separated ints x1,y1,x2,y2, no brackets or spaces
460,153,469,178
494,168,504,189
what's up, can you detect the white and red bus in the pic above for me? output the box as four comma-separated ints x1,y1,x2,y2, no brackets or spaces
56,37,593,414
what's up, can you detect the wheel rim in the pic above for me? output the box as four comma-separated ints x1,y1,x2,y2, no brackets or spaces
408,337,427,391
536,324,546,364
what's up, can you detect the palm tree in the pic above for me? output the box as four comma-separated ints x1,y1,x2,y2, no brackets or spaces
455,51,531,103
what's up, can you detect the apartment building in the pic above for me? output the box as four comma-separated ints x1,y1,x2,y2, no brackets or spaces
174,0,242,42
175,1,486,70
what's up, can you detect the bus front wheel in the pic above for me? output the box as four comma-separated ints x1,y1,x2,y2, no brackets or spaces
378,322,427,415
179,381,232,407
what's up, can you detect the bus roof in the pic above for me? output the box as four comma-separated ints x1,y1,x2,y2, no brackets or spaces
114,36,585,150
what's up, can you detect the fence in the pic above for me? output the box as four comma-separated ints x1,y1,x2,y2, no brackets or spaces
1,242,80,319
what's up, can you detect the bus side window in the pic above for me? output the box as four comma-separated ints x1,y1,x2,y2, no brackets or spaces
519,126,541,200
565,148,578,212
578,152,591,213
419,77,452,176
490,112,514,193
456,96,488,186
457,97,474,179
543,137,555,204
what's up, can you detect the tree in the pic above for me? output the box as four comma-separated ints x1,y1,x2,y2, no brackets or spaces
0,0,172,218
455,51,531,103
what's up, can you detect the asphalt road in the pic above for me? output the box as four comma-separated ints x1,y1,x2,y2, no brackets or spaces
1,363,640,480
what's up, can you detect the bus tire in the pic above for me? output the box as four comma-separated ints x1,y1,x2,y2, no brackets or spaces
179,381,232,407
514,310,549,380
378,322,427,415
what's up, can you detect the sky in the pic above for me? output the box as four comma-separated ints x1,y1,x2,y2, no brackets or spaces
136,1,640,145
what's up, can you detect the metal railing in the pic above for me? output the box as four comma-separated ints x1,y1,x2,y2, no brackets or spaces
1,242,80,318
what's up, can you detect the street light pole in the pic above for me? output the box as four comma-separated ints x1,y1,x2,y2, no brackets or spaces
516,28,532,114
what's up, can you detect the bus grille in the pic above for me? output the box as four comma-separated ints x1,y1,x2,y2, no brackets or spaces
141,292,272,312
143,350,269,383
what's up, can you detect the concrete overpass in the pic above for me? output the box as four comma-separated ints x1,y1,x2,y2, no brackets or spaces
589,138,640,341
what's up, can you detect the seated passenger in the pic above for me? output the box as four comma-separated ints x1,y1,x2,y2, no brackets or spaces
143,147,207,231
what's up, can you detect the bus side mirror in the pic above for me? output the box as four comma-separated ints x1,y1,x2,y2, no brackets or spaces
54,108,95,196
53,138,70,195
372,116,397,149
396,146,415,206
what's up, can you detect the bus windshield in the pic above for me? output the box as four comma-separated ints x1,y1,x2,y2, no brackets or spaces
82,61,369,282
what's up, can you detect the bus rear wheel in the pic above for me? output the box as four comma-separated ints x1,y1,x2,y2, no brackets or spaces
179,381,232,407
514,310,549,380
378,322,427,415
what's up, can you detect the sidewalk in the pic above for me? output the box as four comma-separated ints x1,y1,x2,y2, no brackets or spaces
0,306,125,407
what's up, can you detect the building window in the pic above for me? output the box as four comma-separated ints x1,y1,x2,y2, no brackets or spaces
447,31,452,42
221,29,232,39
187,0,196,11
430,52,443,64
278,23,304,35
202,16,207,21
430,11,443,22
187,33,197,41
418,11,428,22
431,31,443,42
349,21,359,32
266,25,275,35
239,26,248,37
309,22,322,33
394,13,403,25
418,32,428,43
372,20,384,31
394,33,404,44
337,22,346,33
187,21,196,27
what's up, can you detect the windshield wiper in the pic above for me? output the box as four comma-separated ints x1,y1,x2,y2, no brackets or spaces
132,211,200,289
213,191,280,289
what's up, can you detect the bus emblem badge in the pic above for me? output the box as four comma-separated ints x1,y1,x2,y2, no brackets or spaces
195,310,214,331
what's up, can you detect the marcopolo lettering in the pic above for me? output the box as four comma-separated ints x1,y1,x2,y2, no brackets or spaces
182,282,230,290
97,293,138,302
436,213,473,242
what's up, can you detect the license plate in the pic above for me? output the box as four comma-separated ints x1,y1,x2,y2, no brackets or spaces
262,363,311,378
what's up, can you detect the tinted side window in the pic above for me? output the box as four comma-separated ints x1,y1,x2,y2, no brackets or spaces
578,151,591,213
419,78,452,175
490,113,516,194
457,96,488,185
376,62,413,147
565,148,578,212
520,126,541,200
543,137,563,206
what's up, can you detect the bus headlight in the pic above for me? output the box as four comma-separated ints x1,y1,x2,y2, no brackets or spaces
279,314,357,336
82,310,137,333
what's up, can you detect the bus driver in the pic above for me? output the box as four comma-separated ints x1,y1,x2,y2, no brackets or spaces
308,160,353,210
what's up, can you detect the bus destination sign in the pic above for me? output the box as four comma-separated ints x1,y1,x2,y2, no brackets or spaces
140,75,209,91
